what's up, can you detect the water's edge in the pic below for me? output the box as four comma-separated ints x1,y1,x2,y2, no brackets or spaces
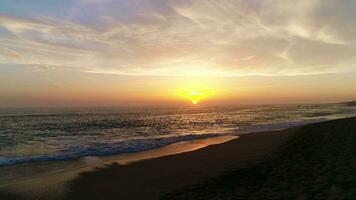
0,116,353,197
0,118,327,167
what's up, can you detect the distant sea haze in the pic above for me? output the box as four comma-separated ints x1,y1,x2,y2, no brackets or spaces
0,104,355,166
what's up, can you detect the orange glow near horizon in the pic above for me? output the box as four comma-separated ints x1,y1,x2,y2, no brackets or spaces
1,69,356,107
173,79,218,105
2,1,356,107
188,92,203,105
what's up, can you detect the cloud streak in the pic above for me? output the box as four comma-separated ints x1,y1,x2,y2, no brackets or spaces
0,0,356,76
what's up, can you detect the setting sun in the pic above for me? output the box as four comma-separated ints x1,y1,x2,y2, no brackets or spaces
182,91,205,104
2,1,356,199
188,92,203,105
174,79,216,105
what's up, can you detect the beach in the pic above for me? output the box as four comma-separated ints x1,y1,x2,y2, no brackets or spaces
2,0,356,199
0,117,355,199
65,130,291,200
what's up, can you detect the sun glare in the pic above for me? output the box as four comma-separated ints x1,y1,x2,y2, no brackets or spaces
187,91,203,105
175,80,215,105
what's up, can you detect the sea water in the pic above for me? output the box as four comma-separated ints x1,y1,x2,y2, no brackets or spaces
0,104,355,167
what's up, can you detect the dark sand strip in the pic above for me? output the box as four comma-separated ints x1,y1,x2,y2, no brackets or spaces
162,117,356,200
2,117,355,200
64,129,293,200
0,136,237,195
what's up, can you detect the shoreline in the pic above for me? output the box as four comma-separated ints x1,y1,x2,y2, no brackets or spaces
1,116,355,199
0,118,329,187
0,128,293,200
65,127,294,200
161,116,356,199
0,117,331,168
0,135,238,194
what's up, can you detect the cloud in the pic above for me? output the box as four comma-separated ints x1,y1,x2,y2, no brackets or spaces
80,0,112,4
0,0,356,77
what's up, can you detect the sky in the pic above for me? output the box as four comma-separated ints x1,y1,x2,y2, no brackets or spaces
0,0,356,106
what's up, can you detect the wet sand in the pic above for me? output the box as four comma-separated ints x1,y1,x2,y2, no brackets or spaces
65,129,293,200
2,117,355,200
0,135,239,199
163,117,356,199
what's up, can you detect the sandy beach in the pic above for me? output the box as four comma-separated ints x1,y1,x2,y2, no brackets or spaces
65,129,292,200
2,0,356,199
1,117,355,200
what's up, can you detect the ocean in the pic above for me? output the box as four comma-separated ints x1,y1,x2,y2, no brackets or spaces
0,104,355,167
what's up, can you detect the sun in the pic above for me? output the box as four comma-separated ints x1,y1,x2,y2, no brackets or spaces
175,80,214,105
187,91,203,105
176,89,206,104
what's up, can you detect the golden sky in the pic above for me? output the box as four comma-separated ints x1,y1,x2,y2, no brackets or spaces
0,0,356,106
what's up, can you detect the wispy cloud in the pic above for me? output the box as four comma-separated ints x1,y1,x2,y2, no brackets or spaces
0,0,356,77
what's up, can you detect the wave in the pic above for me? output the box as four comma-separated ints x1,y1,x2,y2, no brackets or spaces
0,133,222,166
0,117,346,167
